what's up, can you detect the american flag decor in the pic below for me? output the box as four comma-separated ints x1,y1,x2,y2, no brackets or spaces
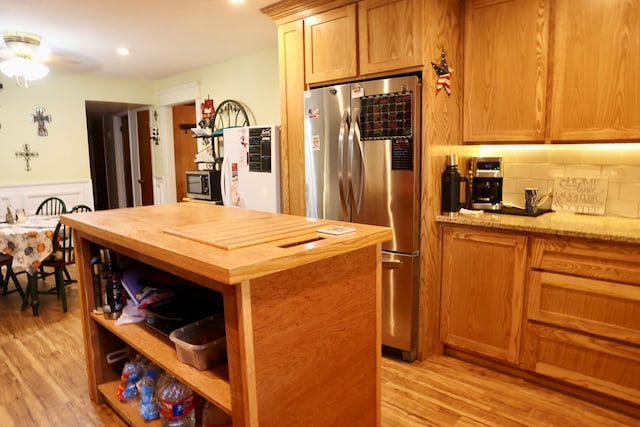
431,49,451,96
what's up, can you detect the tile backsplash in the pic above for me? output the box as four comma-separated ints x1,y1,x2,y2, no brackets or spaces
469,144,640,218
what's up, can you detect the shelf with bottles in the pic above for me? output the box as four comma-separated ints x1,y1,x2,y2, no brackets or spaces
86,246,232,425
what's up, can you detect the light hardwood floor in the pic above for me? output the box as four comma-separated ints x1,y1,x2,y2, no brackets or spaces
0,269,638,426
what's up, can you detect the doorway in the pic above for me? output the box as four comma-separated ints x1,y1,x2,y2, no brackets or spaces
85,101,152,210
172,103,197,201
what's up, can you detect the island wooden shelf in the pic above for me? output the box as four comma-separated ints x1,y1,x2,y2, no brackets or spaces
91,313,231,413
98,381,161,427
63,203,391,427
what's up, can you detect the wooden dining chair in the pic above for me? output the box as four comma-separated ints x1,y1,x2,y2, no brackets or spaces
34,197,68,282
0,254,24,298
69,204,92,213
55,204,93,284
35,197,67,216
38,221,75,312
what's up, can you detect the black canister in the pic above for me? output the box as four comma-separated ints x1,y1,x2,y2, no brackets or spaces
441,154,467,217
101,249,123,319
90,256,104,314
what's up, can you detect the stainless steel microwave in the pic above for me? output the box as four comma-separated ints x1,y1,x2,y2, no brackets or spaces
185,170,221,201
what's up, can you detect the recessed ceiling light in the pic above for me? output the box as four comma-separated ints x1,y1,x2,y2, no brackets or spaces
116,47,129,56
229,0,245,4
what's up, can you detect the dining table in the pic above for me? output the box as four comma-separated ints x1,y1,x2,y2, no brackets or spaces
0,215,59,316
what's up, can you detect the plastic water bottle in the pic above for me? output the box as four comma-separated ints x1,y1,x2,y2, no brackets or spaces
139,364,161,420
158,375,196,427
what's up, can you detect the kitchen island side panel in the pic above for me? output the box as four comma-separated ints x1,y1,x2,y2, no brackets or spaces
244,245,381,427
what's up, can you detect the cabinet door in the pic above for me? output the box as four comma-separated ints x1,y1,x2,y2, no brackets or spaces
278,20,306,215
440,225,527,364
522,323,640,405
550,0,640,141
358,0,423,75
304,5,358,84
463,0,548,143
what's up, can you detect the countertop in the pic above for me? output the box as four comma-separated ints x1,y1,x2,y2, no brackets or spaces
437,211,640,244
61,203,391,284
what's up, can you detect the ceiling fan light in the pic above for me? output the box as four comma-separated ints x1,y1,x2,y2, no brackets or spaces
0,57,49,81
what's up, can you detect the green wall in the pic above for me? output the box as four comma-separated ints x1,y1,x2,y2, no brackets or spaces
0,45,280,191
0,74,154,184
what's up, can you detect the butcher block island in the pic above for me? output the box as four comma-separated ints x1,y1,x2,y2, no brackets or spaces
61,203,392,427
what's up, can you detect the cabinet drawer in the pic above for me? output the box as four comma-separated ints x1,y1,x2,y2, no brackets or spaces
523,323,640,405
530,236,640,286
528,271,640,345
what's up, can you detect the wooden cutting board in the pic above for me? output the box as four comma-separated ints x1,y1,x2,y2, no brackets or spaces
164,215,328,250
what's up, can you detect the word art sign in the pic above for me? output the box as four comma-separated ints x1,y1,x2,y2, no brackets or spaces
552,176,608,215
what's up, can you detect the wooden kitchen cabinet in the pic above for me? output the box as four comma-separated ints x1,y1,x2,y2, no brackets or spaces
358,0,423,75
463,0,549,143
277,20,305,215
440,225,527,364
303,0,423,84
550,0,640,142
522,236,640,405
304,4,358,84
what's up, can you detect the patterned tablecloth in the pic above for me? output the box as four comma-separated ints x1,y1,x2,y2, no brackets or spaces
0,216,58,273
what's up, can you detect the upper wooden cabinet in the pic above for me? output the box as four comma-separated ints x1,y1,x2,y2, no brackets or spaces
304,4,358,84
440,225,527,364
463,0,549,143
550,0,640,142
358,0,423,75
303,0,422,84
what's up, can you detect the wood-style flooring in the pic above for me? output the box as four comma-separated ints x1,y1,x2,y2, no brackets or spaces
0,269,638,426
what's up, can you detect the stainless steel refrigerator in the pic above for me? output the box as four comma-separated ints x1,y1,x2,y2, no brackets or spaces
304,74,421,361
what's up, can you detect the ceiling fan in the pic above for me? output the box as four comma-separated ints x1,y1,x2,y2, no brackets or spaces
0,32,50,85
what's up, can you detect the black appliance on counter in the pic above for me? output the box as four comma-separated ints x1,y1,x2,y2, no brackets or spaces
186,170,221,201
470,157,503,211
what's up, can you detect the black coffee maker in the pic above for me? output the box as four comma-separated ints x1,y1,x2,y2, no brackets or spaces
470,157,503,211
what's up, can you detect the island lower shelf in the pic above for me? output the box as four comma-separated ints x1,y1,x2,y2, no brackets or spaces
98,381,161,427
91,312,232,416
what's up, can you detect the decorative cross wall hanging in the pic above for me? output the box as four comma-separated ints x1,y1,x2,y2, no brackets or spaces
431,49,452,96
15,144,39,171
30,106,52,136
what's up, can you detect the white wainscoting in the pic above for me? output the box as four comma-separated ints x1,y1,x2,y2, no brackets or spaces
0,180,95,214
153,175,165,205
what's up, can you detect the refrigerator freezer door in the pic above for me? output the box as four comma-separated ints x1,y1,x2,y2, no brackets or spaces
381,251,419,361
350,76,421,254
304,84,351,221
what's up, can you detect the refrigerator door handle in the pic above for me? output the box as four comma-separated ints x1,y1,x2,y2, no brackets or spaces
348,107,365,214
381,253,404,269
338,110,350,217
220,155,229,206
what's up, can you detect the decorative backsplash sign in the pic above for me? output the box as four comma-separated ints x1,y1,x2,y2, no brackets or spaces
552,176,608,215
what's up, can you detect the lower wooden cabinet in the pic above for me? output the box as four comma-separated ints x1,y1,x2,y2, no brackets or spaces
524,236,640,407
440,225,640,413
521,323,640,405
440,225,527,364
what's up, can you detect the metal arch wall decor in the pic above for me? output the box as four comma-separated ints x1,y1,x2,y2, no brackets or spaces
207,99,250,131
